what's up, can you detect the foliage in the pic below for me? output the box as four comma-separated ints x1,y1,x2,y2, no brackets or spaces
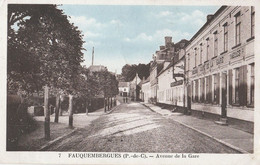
7,4,84,96
7,101,38,151
121,63,150,82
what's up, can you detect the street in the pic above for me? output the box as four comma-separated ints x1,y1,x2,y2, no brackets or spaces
46,100,238,153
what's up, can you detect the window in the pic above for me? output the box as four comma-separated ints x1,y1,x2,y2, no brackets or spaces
206,38,209,61
200,78,205,102
234,68,240,104
235,12,241,45
194,48,197,67
195,79,199,102
206,76,212,103
249,63,254,106
188,54,190,70
234,66,248,106
200,43,203,64
223,23,228,51
251,6,255,37
214,31,218,57
213,74,220,104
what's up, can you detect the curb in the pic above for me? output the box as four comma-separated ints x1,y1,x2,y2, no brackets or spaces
142,103,250,154
39,128,78,151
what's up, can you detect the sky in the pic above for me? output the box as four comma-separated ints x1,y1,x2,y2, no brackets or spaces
59,5,220,74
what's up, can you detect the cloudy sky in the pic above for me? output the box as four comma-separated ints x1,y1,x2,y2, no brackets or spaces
59,5,220,73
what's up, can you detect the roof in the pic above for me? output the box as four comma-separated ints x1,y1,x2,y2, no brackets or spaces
185,6,227,48
118,81,128,87
142,76,150,84
157,57,185,77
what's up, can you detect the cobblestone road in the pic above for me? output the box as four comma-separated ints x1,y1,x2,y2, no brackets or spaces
46,102,239,153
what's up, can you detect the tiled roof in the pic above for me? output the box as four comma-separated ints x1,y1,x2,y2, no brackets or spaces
118,81,128,87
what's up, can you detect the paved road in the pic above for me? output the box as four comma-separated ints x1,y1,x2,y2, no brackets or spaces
46,101,239,153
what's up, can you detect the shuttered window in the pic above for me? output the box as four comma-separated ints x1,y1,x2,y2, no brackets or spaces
234,66,247,106
206,75,212,103
200,78,205,102
213,73,220,104
249,63,254,107
228,69,233,105
195,79,199,102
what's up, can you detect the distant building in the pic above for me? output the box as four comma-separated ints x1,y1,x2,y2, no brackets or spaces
149,37,188,103
129,73,142,101
184,6,254,132
118,82,129,97
156,39,188,107
88,65,107,73
141,76,150,103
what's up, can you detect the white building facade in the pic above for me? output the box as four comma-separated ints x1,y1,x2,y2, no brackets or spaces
185,6,255,132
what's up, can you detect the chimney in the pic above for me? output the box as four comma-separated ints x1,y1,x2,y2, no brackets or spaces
165,36,172,47
207,14,214,22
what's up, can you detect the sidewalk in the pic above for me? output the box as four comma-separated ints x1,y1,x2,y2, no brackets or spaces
142,103,253,153
20,100,121,151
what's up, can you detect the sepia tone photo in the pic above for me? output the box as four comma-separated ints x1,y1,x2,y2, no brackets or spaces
2,0,259,164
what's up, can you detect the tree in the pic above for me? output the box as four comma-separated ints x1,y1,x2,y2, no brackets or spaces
121,63,150,82
7,4,84,140
8,4,84,96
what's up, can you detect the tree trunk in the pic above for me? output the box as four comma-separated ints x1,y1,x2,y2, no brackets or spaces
54,93,60,123
114,96,117,106
44,85,50,140
107,97,110,110
68,94,73,128
104,97,107,112
110,97,113,109
59,96,62,116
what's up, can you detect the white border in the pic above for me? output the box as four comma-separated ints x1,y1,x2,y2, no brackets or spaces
1,0,260,164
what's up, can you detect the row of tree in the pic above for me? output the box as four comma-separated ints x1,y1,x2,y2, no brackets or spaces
7,4,119,145
120,63,150,82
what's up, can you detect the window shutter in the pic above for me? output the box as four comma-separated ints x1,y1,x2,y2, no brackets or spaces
191,81,194,102
228,69,232,105
209,75,212,103
240,65,247,106
216,73,220,104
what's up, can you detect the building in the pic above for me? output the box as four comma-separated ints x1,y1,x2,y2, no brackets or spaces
150,36,175,102
184,6,255,133
141,76,150,103
129,73,142,101
157,40,188,107
118,82,129,97
88,65,107,73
